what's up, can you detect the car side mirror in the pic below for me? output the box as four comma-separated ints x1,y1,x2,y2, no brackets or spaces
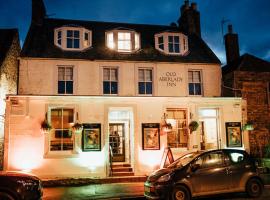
191,163,200,172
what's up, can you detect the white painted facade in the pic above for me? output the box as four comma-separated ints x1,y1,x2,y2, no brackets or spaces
3,58,248,179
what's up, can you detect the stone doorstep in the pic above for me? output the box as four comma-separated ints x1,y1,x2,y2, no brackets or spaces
42,176,147,187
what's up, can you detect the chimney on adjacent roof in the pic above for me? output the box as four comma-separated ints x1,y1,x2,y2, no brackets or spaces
178,0,201,37
224,24,240,64
32,0,46,25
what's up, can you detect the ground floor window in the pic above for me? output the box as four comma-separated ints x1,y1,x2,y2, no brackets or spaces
50,108,74,151
166,108,188,148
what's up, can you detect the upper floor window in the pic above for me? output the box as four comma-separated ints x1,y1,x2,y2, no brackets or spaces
103,67,118,95
54,26,92,51
188,70,202,96
138,68,152,95
155,32,188,55
50,108,74,151
106,29,140,53
58,66,73,94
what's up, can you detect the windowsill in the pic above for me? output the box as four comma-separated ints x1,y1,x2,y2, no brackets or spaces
44,151,80,159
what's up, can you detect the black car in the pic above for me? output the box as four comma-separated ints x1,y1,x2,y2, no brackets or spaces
144,149,264,200
0,171,43,200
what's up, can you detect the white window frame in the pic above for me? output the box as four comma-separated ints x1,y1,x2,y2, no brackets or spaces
54,27,92,51
138,68,153,95
105,30,140,53
155,32,188,55
102,67,119,95
188,70,203,96
57,65,74,95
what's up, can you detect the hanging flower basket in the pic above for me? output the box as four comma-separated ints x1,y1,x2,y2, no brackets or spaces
72,122,83,133
41,119,52,133
189,121,199,133
243,122,254,131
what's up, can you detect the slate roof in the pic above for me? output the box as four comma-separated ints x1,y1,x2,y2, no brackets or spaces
0,29,18,66
222,53,270,74
21,18,220,64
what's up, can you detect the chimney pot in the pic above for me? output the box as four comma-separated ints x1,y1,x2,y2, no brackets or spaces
228,24,233,34
191,2,197,10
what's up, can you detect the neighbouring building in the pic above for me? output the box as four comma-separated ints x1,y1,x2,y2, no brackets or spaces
222,25,270,158
0,29,20,170
4,0,248,178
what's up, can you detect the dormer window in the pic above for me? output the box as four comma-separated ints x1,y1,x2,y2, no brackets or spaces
106,29,140,53
54,26,92,51
155,32,188,55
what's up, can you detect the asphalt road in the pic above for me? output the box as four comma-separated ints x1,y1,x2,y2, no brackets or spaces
43,183,270,200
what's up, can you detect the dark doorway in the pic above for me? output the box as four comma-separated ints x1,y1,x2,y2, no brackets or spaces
109,123,125,162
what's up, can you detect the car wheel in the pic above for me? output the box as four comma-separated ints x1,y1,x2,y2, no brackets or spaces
171,185,190,200
0,191,16,200
246,178,263,198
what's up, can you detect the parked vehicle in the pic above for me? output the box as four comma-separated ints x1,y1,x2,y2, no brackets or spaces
144,149,264,200
0,171,43,200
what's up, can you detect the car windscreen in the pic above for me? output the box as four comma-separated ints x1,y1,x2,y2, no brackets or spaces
168,152,201,169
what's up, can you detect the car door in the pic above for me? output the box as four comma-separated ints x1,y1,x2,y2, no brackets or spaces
189,151,230,195
225,151,250,191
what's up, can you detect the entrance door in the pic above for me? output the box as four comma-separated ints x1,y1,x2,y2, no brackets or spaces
109,123,125,162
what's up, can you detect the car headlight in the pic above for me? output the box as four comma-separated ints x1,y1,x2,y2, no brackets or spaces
157,174,171,183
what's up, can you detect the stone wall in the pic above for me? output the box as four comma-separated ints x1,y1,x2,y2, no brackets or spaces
234,71,270,157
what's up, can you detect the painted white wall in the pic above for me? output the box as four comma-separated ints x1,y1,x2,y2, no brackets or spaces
4,96,246,178
18,59,221,97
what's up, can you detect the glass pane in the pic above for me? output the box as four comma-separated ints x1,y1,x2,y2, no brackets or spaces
159,44,164,50
193,71,201,82
168,36,173,43
107,32,114,49
66,81,73,94
145,70,152,81
169,43,174,53
51,109,62,129
174,44,180,53
174,36,179,43
138,69,144,81
57,38,61,45
62,129,72,138
58,31,62,39
67,38,73,48
84,32,88,40
139,82,145,94
118,41,131,50
103,81,110,94
158,36,163,44
67,30,73,37
111,69,118,81
146,82,152,94
111,82,118,94
135,33,140,49
58,67,65,80
65,67,73,80
103,68,110,81
74,30,80,38
188,71,193,82
58,81,65,94
199,109,217,117
189,83,194,95
74,39,80,48
195,83,201,95
118,32,130,40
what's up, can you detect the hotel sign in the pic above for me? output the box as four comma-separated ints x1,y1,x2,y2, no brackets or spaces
159,72,183,87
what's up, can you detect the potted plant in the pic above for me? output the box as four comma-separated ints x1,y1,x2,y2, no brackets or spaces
243,121,254,131
189,121,199,133
72,122,83,133
41,119,52,133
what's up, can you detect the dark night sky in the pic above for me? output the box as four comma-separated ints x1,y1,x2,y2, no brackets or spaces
0,0,269,65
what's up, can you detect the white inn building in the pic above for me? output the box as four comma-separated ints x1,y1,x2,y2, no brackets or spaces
4,0,248,178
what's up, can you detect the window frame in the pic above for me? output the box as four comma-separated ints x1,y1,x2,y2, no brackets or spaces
102,67,119,95
188,70,203,96
58,65,74,95
54,27,92,51
138,68,153,95
155,32,188,55
105,30,140,53
267,82,270,105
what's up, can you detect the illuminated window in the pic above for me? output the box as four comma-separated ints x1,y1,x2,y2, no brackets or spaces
58,66,73,94
138,68,152,95
106,30,140,53
166,109,188,148
155,32,188,55
188,70,202,95
54,27,92,50
103,67,118,95
50,108,74,151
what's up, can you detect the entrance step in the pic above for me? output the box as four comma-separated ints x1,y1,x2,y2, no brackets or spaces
111,163,134,177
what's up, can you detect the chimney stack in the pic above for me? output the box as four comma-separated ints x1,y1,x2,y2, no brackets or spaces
224,24,240,64
178,1,201,37
32,0,46,25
